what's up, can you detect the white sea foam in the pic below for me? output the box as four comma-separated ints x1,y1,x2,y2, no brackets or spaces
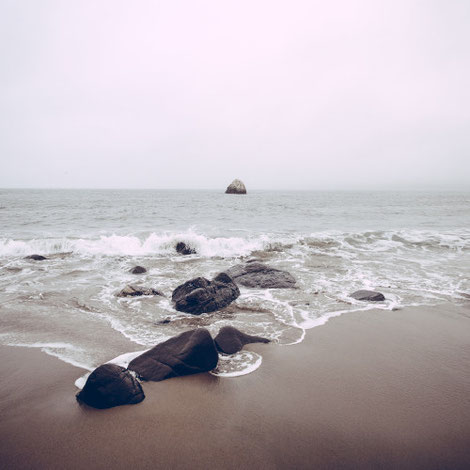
210,351,263,377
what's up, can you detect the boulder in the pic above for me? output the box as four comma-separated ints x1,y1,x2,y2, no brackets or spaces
128,328,218,381
117,285,164,298
76,364,145,409
223,262,296,288
225,179,247,194
25,254,47,261
130,266,147,274
214,326,270,354
172,273,240,315
350,290,385,302
176,242,196,255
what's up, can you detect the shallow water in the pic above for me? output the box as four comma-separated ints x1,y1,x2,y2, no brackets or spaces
1,189,469,375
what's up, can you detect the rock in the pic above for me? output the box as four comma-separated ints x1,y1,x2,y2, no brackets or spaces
24,254,47,261
172,273,240,315
176,242,196,255
76,364,145,409
214,326,270,354
128,328,218,381
350,290,385,302
225,179,247,194
117,285,164,298
223,262,296,289
130,266,147,274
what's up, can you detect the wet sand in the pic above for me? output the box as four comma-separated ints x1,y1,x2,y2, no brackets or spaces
1,304,470,469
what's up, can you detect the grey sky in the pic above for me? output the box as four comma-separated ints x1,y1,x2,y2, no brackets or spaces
1,0,469,190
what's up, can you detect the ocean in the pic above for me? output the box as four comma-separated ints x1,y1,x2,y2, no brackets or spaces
0,189,469,377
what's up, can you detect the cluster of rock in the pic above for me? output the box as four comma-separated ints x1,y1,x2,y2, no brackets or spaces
77,325,269,409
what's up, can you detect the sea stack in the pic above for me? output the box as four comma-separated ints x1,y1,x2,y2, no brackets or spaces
225,179,247,194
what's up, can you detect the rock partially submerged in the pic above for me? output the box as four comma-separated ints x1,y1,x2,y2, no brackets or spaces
24,254,47,261
223,262,296,289
117,285,164,298
128,328,218,381
176,242,196,255
76,364,145,409
172,272,240,315
350,290,385,302
214,326,270,354
225,179,247,194
130,266,147,274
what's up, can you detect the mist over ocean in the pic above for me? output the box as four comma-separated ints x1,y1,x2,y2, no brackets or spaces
1,189,469,375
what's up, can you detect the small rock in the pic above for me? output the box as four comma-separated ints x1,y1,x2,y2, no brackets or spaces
176,242,196,255
225,179,247,194
350,290,385,302
214,326,270,354
25,254,47,261
128,328,218,381
76,364,145,409
117,285,164,297
130,266,147,274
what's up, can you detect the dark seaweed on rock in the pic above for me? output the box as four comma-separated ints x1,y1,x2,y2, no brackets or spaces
76,364,145,409
214,326,270,354
128,328,219,381
172,274,240,315
223,262,296,289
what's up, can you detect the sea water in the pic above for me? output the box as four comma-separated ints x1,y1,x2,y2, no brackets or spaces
0,189,469,376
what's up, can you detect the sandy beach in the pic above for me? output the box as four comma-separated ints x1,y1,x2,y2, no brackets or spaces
1,303,469,469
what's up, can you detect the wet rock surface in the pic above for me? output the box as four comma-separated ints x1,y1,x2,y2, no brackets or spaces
76,364,145,409
214,326,270,354
223,262,296,289
225,179,247,194
130,266,147,274
350,290,385,302
128,328,219,381
176,242,196,255
117,285,164,297
24,254,47,261
172,273,240,315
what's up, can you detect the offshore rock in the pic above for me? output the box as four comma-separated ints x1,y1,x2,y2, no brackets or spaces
214,326,270,354
24,254,47,261
76,364,145,409
176,242,196,255
350,290,385,302
225,179,247,194
223,262,296,289
130,266,147,274
128,328,218,381
117,285,164,298
172,273,240,315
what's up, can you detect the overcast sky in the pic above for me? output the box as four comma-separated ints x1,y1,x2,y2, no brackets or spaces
1,0,469,190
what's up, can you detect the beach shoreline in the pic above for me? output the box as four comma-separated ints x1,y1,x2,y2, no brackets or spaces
1,303,470,469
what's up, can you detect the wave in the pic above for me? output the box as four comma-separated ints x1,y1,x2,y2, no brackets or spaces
0,228,468,259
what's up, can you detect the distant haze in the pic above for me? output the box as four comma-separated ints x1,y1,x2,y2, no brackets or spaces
1,0,469,190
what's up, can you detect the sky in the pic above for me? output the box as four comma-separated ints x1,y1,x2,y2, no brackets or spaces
1,0,469,190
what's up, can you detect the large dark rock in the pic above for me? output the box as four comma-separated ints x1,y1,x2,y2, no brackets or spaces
128,328,218,381
76,364,145,409
214,326,270,354
117,285,164,298
24,254,47,261
172,273,240,315
130,266,147,274
350,290,385,302
223,262,296,289
176,242,196,255
225,179,247,194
